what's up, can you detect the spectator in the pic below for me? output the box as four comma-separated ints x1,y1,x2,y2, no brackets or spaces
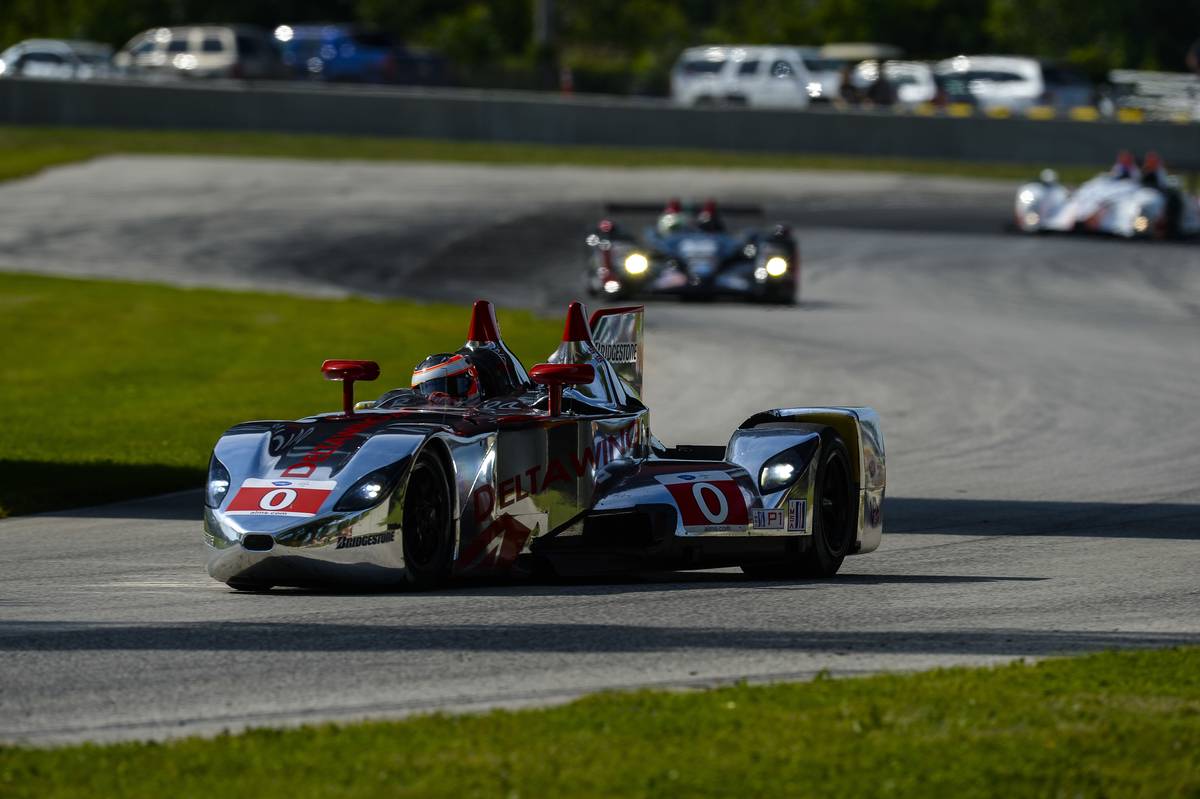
837,63,861,106
865,74,897,106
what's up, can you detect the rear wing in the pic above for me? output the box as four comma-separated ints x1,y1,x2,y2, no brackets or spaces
589,306,644,398
602,202,764,217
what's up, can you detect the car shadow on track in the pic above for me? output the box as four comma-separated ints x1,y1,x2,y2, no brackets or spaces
887,497,1200,540
0,620,1194,657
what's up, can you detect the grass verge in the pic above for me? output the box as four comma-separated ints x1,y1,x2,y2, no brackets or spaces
1,647,1197,797
0,273,561,517
0,124,1098,184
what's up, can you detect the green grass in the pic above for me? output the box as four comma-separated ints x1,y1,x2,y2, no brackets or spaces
0,273,562,517
0,125,1100,185
1,647,1197,797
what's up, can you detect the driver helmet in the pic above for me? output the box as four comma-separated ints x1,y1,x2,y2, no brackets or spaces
411,353,480,401
656,198,686,236
1111,150,1137,179
696,198,724,232
1142,151,1163,175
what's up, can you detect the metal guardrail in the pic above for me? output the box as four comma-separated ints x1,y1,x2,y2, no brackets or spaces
1,77,1198,170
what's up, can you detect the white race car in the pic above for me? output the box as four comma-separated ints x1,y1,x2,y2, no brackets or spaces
1014,167,1200,240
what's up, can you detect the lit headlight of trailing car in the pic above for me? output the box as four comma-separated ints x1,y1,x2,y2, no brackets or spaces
623,252,649,275
755,254,789,281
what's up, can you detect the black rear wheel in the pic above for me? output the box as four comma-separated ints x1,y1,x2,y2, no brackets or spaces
400,451,454,590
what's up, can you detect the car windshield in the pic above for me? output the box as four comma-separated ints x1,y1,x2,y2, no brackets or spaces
959,70,1026,82
680,58,724,74
803,58,845,73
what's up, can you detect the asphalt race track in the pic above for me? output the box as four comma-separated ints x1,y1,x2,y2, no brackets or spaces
1,157,1198,744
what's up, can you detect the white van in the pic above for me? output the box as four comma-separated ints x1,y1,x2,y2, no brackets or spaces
933,55,1095,112
671,46,815,109
115,25,285,80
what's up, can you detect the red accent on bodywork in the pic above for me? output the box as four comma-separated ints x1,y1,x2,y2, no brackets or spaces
467,299,501,343
561,301,592,343
665,198,681,213
455,514,533,574
588,305,644,328
664,478,749,528
227,485,331,516
530,362,596,416
321,360,380,416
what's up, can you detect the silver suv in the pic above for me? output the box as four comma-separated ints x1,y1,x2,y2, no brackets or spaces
115,25,285,80
671,46,815,109
0,39,115,80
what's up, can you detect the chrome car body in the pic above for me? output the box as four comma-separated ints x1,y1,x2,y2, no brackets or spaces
204,300,882,588
1015,170,1200,239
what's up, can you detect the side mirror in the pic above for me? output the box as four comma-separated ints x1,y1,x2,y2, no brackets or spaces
321,359,380,416
529,363,595,416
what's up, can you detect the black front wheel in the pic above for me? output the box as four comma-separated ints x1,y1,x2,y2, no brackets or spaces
400,451,454,590
742,428,856,579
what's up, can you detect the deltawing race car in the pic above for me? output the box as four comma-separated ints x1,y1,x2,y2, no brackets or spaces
204,300,884,590
585,199,799,303
1014,159,1200,240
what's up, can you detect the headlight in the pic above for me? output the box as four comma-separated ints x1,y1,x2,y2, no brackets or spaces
0,61,7,77
623,253,649,275
205,457,231,508
760,461,796,492
333,464,405,512
1133,215,1149,234
764,256,788,277
758,439,818,493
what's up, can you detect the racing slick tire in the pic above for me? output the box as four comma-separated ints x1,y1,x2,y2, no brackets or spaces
399,450,455,590
742,428,856,579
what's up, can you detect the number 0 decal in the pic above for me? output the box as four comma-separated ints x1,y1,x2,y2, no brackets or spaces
656,472,749,529
258,488,299,511
692,482,730,523
226,478,336,517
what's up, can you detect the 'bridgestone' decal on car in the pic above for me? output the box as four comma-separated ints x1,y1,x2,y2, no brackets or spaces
656,471,749,531
226,478,336,517
336,531,396,549
596,342,638,364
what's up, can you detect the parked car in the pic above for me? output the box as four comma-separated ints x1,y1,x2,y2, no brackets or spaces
804,43,903,103
273,24,447,85
0,39,115,80
852,60,938,106
933,55,1094,112
115,25,286,80
671,45,815,108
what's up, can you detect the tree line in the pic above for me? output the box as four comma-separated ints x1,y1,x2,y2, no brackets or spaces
4,0,1196,91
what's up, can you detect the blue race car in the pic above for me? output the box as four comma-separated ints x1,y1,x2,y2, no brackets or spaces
585,199,798,304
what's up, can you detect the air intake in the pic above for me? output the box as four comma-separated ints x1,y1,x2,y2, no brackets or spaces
241,534,274,552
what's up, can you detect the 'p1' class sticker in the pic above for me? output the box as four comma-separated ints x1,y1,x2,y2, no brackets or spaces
226,478,336,517
752,508,785,531
656,471,749,531
788,499,808,533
